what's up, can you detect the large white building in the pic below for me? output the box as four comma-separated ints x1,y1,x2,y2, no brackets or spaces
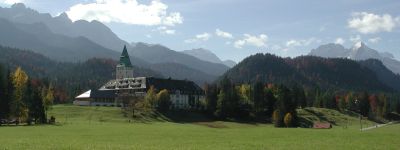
73,46,205,109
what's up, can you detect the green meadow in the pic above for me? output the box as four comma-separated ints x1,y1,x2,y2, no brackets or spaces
0,105,399,150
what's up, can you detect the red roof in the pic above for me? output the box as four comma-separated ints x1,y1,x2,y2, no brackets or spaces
313,122,332,129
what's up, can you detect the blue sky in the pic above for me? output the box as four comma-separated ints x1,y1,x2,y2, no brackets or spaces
1,0,400,62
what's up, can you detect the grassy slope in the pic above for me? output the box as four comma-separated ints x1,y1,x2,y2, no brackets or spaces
0,105,399,150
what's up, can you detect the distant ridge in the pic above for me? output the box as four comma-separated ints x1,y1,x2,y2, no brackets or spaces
309,42,400,75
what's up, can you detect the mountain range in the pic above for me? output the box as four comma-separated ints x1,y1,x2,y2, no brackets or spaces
0,3,232,84
309,42,400,75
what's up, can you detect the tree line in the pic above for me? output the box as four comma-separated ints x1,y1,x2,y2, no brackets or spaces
0,65,54,125
204,76,400,127
122,86,171,118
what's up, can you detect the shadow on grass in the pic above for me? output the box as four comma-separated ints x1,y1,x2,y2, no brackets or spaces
303,108,337,125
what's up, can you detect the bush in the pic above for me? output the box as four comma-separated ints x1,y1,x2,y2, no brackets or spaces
273,109,283,127
156,89,171,112
284,113,293,127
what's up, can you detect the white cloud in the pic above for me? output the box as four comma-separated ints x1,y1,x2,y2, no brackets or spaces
234,34,268,48
349,35,361,43
335,38,345,45
164,30,175,35
196,33,211,41
155,26,175,35
215,29,233,39
348,12,397,34
285,37,319,47
286,40,301,47
184,32,211,43
368,37,381,43
0,0,23,5
163,12,183,26
66,0,183,26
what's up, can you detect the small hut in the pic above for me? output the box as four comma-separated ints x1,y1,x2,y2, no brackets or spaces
313,122,332,129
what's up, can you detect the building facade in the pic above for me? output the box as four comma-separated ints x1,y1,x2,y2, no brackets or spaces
73,46,205,109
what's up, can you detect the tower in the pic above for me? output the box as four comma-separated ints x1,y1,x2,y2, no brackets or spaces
116,45,134,79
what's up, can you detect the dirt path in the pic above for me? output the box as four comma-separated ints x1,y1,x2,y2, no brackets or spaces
361,121,397,131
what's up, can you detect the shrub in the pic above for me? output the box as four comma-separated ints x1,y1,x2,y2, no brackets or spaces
284,113,293,127
273,109,283,127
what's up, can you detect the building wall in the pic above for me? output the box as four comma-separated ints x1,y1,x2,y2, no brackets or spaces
116,66,133,79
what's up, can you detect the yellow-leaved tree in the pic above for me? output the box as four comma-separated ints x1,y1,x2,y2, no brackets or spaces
143,86,157,110
42,84,54,118
11,67,29,124
156,89,171,112
284,112,293,128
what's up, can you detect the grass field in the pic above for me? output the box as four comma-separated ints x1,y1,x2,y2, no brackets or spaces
0,105,399,150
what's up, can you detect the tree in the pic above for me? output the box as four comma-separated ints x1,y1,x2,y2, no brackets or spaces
297,86,307,108
144,86,157,109
28,81,46,124
264,88,276,117
338,95,347,112
284,113,293,127
205,84,218,115
0,65,9,121
346,92,356,111
252,82,266,117
272,109,283,127
11,67,29,124
322,91,337,109
43,84,54,118
215,76,239,118
378,94,388,118
358,92,370,117
156,89,171,112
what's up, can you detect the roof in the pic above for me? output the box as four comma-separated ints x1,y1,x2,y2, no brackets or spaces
76,90,91,99
118,45,133,67
98,77,204,94
313,122,332,129
100,77,147,90
146,77,203,94
90,89,117,98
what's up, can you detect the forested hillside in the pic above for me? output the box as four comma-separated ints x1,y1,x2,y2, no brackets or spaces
222,53,397,92
0,46,162,102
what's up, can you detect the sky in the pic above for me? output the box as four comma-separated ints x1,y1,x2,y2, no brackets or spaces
1,0,400,62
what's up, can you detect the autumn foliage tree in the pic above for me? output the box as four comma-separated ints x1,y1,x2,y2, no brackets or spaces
0,66,51,125
11,67,29,124
284,113,293,127
156,89,171,112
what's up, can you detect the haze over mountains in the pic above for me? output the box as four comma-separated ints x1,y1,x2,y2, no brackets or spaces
309,42,400,75
0,3,232,84
182,48,237,67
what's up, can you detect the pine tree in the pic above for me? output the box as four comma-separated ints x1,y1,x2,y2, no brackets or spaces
358,92,370,117
252,82,265,116
0,65,8,121
264,88,276,117
205,84,218,115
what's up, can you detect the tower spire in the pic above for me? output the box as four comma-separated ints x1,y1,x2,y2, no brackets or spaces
116,45,134,79
119,45,132,67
